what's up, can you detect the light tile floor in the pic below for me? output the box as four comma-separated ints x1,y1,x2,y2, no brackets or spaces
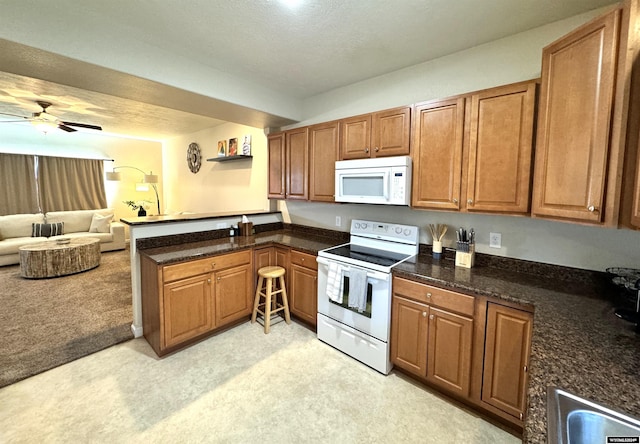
0,320,521,443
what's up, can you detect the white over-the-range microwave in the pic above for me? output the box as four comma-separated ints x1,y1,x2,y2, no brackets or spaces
334,155,412,205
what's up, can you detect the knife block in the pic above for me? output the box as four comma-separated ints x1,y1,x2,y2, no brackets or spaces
455,244,475,268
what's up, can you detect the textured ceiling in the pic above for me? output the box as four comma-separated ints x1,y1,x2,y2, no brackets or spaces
0,0,614,140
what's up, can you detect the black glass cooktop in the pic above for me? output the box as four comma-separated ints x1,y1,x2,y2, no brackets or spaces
321,244,411,268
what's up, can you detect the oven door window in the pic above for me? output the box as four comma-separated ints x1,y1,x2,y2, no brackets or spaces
329,275,373,318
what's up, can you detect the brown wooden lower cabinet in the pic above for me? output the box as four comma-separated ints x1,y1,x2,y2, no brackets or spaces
391,277,474,398
481,302,533,421
289,250,317,327
141,249,253,356
390,276,533,431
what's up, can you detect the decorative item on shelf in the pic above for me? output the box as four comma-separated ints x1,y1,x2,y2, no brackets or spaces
427,223,447,259
123,200,153,217
217,140,227,157
242,134,252,155
187,142,201,173
455,227,475,268
107,164,161,215
228,137,238,156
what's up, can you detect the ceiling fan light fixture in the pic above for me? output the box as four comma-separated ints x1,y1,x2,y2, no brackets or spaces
31,119,58,134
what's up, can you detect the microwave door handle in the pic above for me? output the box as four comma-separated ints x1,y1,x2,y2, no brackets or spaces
382,171,390,200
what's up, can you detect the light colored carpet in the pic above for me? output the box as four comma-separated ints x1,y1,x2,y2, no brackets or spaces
0,320,520,443
0,249,133,387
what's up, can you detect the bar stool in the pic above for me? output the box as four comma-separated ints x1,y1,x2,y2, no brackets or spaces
251,266,291,334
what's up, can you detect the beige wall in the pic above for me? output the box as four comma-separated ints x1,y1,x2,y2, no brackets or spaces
162,123,269,214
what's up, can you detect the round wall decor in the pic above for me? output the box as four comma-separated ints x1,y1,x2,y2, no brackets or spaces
187,142,201,173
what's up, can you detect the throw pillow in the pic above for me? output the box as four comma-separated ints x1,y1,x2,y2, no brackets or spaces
89,213,113,233
31,222,64,237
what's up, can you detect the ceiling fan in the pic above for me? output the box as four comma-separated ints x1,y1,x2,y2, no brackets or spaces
0,100,102,133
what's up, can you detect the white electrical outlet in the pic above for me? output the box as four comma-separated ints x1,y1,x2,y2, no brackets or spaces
335,216,341,227
489,232,502,249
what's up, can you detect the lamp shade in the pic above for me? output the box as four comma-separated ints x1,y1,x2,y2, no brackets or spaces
144,173,158,184
106,171,122,181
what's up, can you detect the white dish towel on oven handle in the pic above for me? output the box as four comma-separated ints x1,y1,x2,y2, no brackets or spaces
348,267,368,313
326,262,344,304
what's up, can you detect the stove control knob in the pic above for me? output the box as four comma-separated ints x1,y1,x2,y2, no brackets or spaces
361,223,367,229
355,222,361,229
395,226,403,234
403,228,411,236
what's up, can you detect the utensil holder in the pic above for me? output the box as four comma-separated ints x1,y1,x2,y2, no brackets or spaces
455,243,475,268
238,222,253,236
432,240,443,259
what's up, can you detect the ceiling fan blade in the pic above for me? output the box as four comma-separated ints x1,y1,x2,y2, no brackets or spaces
61,121,102,131
0,112,29,119
0,119,30,123
58,123,77,132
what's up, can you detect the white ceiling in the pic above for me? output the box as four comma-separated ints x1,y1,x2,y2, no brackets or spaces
0,0,614,140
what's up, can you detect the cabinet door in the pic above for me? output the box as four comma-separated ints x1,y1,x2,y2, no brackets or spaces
275,247,290,290
466,81,536,214
285,127,309,200
532,10,620,223
253,247,274,293
390,295,428,377
309,121,339,202
267,133,286,199
482,303,532,420
411,98,465,210
427,307,473,397
340,114,372,159
163,274,214,348
372,106,411,157
633,168,640,227
215,263,253,327
289,263,317,326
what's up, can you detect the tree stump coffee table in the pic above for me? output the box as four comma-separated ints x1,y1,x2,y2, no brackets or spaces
19,237,101,278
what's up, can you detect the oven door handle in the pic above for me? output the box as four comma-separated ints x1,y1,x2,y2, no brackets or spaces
316,256,390,281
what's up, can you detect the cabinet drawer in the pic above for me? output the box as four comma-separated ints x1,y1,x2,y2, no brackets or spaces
163,250,251,283
393,277,474,317
290,250,317,271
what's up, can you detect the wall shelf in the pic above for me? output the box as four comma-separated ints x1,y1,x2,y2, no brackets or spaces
207,155,253,163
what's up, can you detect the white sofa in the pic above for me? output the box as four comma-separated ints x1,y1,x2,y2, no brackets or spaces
0,209,126,266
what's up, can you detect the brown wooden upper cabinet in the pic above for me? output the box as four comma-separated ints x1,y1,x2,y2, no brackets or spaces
465,81,537,214
286,127,309,200
532,9,621,224
267,132,286,199
267,128,310,200
411,97,465,210
340,106,411,160
309,121,340,202
412,80,537,215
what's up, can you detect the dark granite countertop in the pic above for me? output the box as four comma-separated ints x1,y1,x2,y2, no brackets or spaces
138,229,640,443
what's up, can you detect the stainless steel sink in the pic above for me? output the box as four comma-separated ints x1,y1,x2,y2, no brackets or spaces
548,386,640,443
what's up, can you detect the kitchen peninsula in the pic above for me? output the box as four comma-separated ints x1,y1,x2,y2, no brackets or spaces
120,210,284,337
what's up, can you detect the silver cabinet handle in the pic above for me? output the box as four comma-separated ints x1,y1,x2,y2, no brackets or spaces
217,276,221,282
422,312,427,317
426,292,432,298
588,205,597,212
365,148,369,153
452,198,458,204
375,147,379,152
211,263,216,268
429,314,434,320
207,278,211,284
467,199,473,205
